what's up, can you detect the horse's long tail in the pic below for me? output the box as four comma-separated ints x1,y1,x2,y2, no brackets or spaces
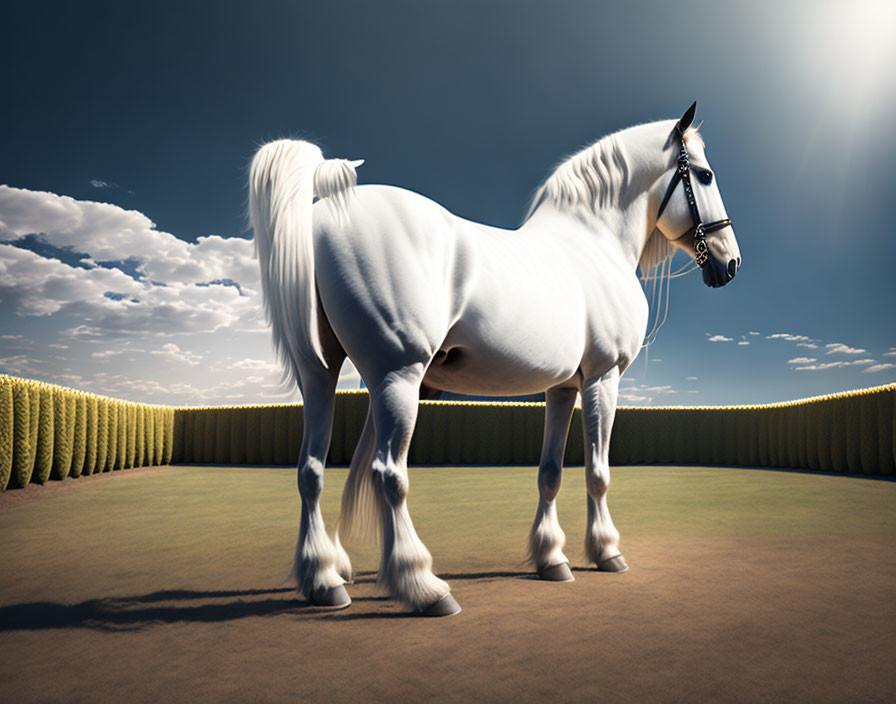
248,139,362,376
337,406,381,544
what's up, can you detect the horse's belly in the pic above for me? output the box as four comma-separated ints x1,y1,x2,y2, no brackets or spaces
422,351,575,396
420,250,587,395
422,317,583,396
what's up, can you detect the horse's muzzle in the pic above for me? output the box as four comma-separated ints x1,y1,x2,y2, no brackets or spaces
702,252,739,288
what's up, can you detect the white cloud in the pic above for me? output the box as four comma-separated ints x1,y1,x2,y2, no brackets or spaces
767,333,812,342
788,357,816,364
232,358,280,373
792,362,843,371
54,373,86,384
0,186,290,403
0,185,162,260
151,343,202,365
0,243,142,316
616,382,679,406
708,335,733,342
737,341,750,345
863,363,896,373
0,185,259,287
883,348,896,358
0,354,40,376
748,331,760,336
687,376,698,380
793,359,875,371
138,234,258,287
57,283,247,339
825,343,868,355
797,342,820,349
89,180,117,189
0,188,265,341
619,393,649,402
91,348,143,359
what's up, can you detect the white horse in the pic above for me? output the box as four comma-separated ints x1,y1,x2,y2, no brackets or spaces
249,103,740,616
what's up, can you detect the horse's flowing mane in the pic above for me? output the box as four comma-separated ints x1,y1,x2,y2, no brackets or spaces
524,124,704,345
524,131,632,223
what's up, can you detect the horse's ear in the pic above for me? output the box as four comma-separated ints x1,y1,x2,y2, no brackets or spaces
676,102,697,134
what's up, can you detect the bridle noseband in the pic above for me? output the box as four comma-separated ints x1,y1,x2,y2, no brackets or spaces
656,129,732,267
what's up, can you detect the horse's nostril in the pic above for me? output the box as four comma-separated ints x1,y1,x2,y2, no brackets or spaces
727,259,738,278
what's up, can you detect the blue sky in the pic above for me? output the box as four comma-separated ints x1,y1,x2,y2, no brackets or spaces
1,0,895,407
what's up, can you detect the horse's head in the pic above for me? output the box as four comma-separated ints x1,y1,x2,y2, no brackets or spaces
654,103,741,288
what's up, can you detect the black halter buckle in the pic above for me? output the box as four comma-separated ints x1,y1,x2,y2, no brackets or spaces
694,237,708,266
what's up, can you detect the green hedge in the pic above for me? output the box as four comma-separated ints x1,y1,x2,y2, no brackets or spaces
228,409,245,464
34,384,54,484
2,377,894,492
49,389,74,480
116,402,127,470
104,398,118,473
9,377,35,488
134,405,145,469
0,376,176,491
162,408,174,465
84,394,98,476
0,376,12,491
168,385,895,475
70,393,87,478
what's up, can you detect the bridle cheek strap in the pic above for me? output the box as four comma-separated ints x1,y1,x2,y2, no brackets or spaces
656,132,732,267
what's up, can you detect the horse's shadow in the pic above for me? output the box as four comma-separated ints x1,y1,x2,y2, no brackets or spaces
0,570,537,630
0,587,301,633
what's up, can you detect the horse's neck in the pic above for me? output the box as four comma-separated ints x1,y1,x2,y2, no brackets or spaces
525,191,653,271
525,123,671,270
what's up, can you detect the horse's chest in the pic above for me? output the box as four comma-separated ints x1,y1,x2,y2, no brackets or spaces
580,276,649,373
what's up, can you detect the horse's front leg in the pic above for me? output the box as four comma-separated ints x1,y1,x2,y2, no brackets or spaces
529,386,578,581
581,367,628,572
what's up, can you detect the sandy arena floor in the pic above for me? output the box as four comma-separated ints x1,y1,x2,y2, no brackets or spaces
1,465,894,703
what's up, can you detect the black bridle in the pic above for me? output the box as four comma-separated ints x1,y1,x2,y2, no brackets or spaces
656,129,732,267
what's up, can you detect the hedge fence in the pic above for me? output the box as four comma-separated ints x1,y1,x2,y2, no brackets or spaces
170,383,895,475
1,375,894,491
0,375,174,491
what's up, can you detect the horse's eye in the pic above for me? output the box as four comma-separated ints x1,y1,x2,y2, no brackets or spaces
697,169,713,185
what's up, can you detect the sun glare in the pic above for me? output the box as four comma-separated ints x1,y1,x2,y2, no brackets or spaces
795,0,896,183
820,0,896,96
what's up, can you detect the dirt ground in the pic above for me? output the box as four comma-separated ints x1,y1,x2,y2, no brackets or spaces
1,465,894,703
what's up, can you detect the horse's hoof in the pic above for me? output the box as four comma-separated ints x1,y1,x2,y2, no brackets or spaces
418,593,462,617
538,562,575,582
598,555,629,573
310,584,352,608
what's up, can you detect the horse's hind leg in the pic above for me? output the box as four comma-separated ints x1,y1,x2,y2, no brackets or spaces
369,364,460,616
581,367,628,573
294,362,353,607
529,386,578,581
